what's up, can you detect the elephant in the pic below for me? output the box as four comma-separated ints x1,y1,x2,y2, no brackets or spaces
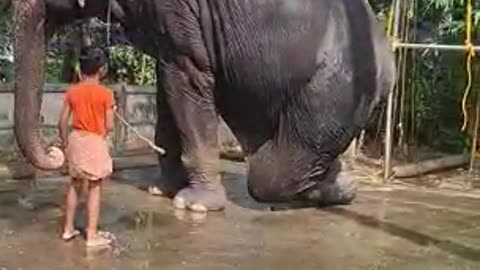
13,0,395,212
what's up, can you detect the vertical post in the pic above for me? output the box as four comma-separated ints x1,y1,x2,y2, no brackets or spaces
469,62,480,173
113,82,128,155
467,0,477,174
384,0,402,181
469,106,479,173
112,86,120,155
384,91,395,180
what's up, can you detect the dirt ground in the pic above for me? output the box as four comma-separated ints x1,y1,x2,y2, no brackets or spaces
1,160,480,270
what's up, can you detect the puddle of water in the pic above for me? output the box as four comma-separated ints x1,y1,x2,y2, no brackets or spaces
3,167,480,270
118,210,174,231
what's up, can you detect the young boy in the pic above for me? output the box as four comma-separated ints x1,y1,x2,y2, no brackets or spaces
58,46,115,248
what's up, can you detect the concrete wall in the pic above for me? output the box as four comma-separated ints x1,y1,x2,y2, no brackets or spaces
0,83,240,162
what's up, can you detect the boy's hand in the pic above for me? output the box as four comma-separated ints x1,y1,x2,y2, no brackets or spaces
61,140,68,150
58,99,71,150
58,142,65,150
53,138,67,150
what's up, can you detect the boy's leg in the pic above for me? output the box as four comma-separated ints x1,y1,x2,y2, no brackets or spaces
62,178,80,240
85,179,110,246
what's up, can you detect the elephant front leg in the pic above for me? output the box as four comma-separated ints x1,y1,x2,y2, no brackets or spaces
149,63,188,197
163,61,226,212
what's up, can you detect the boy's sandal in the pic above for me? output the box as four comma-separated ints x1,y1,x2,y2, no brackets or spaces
61,230,81,241
148,186,163,196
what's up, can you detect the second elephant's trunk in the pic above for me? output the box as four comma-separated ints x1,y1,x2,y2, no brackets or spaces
13,0,64,170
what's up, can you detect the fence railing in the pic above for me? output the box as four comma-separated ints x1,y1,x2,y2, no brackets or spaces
0,83,157,156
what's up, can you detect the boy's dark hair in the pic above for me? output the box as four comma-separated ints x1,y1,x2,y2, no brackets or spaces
79,46,107,76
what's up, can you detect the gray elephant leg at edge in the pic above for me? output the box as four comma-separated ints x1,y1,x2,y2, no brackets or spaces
149,63,189,197
163,61,226,213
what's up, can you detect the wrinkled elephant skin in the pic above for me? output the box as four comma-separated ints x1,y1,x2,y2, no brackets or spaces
13,0,395,212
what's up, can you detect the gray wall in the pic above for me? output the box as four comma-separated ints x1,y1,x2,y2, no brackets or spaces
0,83,239,162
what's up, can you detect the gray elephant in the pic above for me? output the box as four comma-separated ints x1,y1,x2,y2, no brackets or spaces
13,0,395,212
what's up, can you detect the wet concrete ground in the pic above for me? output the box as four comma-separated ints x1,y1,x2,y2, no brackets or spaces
1,161,480,270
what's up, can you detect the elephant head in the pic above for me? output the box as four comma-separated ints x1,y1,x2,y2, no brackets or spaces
13,0,115,169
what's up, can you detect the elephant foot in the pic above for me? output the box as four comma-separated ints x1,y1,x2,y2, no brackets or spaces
148,181,186,198
172,185,227,213
148,182,183,198
148,172,188,198
303,170,358,207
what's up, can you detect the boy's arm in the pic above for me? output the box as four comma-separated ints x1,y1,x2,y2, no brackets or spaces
105,107,114,133
58,100,71,149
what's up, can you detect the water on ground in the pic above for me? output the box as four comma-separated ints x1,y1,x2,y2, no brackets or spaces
1,161,480,270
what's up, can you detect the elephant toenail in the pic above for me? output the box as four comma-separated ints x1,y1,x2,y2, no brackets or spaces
173,196,187,209
189,203,208,213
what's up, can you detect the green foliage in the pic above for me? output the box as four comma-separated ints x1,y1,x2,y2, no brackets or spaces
0,11,156,85
369,0,480,154
412,1,478,153
0,3,12,83
108,46,156,85
45,58,64,83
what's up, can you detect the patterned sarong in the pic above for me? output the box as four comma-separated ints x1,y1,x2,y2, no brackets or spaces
67,130,113,181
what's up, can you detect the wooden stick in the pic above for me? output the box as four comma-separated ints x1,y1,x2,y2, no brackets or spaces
392,154,469,178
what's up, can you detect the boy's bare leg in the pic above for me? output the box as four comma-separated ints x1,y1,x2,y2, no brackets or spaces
62,179,80,240
86,179,110,247
82,180,88,201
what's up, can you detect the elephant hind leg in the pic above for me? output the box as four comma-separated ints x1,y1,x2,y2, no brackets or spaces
246,66,364,205
246,140,357,206
300,159,357,206
161,60,226,212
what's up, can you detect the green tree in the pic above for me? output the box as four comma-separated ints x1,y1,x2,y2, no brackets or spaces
362,0,480,158
0,1,12,83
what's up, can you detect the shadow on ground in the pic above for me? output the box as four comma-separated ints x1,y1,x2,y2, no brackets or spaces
324,207,480,262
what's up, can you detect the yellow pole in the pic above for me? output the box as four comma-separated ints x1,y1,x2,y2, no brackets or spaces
384,0,402,181
463,0,477,172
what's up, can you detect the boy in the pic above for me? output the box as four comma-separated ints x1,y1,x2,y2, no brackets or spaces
58,46,115,248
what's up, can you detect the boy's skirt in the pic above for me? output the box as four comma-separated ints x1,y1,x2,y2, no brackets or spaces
67,130,113,181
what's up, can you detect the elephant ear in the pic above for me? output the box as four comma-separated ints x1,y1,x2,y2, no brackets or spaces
77,0,85,8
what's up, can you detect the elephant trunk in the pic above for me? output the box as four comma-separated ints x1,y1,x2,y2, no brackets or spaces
13,0,64,170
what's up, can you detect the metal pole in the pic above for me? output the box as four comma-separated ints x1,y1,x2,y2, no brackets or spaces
469,107,479,173
469,62,480,173
384,0,403,181
394,42,480,51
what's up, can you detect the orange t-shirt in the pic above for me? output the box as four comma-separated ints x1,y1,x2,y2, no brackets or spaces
65,81,115,136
